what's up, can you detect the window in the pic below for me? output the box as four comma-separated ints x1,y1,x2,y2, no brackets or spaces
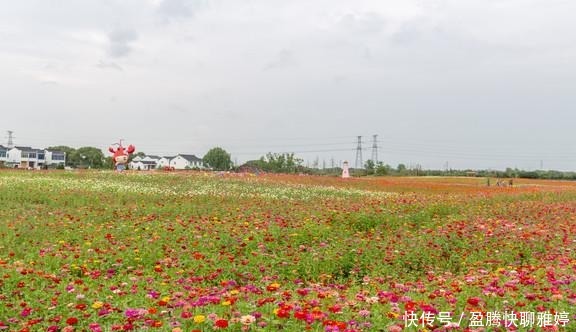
52,154,65,161
0,151,6,158
38,153,45,160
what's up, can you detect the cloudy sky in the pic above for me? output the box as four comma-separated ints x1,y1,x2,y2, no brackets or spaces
1,0,576,170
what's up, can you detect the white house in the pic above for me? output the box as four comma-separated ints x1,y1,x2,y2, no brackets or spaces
0,145,7,166
45,149,66,167
4,146,65,168
129,155,161,170
157,156,174,169
131,160,157,170
169,154,203,170
143,155,161,163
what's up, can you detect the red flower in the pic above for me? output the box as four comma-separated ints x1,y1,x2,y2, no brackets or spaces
66,317,79,325
467,297,481,306
277,309,290,318
328,304,342,313
215,319,229,328
294,310,308,320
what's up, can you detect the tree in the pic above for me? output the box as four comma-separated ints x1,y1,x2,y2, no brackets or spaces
258,152,303,173
364,160,375,174
203,147,232,171
75,147,105,169
375,162,391,176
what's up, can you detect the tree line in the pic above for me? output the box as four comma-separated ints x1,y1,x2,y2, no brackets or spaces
24,146,576,180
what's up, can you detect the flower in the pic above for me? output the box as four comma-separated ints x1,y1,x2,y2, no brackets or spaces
215,319,229,328
266,282,280,291
359,309,371,317
66,317,78,325
240,315,256,326
89,323,102,332
91,301,104,309
125,308,147,319
193,315,206,324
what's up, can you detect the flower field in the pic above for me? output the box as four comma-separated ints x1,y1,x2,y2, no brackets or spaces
0,170,575,331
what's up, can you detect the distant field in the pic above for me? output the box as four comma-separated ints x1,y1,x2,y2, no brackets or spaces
0,170,575,331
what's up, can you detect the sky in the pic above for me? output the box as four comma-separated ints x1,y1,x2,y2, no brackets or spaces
1,0,576,170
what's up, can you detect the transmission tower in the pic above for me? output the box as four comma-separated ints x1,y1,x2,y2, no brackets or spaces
355,136,363,169
371,134,378,164
6,131,14,148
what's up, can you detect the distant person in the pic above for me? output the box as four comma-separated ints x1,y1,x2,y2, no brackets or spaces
486,178,491,187
509,179,513,187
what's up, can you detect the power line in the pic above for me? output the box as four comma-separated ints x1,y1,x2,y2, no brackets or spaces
371,134,378,164
6,130,14,148
355,136,363,169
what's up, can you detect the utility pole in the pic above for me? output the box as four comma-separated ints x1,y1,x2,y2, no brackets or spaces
6,131,14,148
355,136,363,169
371,134,378,164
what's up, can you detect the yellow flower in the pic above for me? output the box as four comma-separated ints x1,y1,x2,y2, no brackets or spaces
193,315,206,323
91,301,104,309
221,300,231,306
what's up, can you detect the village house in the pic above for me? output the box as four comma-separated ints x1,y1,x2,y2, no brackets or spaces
129,155,161,170
2,146,65,169
0,145,7,167
169,154,204,170
157,156,174,169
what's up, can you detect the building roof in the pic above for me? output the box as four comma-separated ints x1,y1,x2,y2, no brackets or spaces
14,146,34,151
178,154,203,162
0,145,6,150
45,149,65,153
141,160,157,165
146,155,161,159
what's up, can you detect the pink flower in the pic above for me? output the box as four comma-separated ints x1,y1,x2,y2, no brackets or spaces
125,308,147,319
89,323,102,332
388,325,403,332
20,307,32,317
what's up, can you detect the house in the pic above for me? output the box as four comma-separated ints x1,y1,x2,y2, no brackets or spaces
45,149,66,167
131,160,158,170
143,155,161,162
7,146,42,168
157,156,174,169
5,146,65,169
129,155,161,170
0,145,6,166
169,154,203,170
0,146,7,167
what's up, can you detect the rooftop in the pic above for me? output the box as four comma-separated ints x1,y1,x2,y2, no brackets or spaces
178,154,203,162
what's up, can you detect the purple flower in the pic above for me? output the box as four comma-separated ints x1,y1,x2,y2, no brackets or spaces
125,308,147,319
